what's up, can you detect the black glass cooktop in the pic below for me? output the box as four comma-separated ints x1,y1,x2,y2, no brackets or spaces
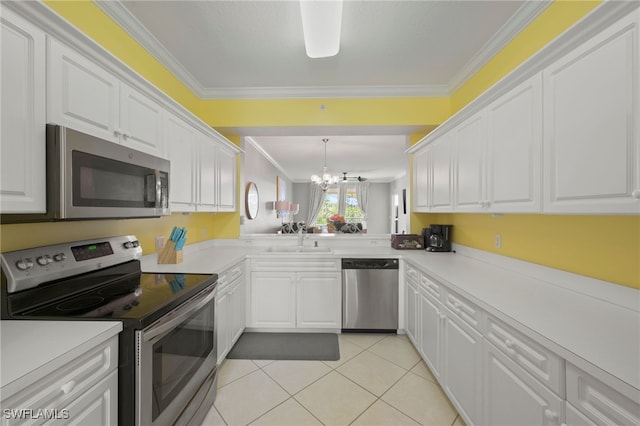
4,260,217,329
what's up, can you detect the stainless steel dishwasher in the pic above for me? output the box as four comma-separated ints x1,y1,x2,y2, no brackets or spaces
342,258,399,332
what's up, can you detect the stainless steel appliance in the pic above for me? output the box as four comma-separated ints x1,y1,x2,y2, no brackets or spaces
1,125,170,223
0,236,217,426
342,258,399,331
423,224,453,252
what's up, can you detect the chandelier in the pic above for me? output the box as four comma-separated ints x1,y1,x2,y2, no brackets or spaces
311,138,339,192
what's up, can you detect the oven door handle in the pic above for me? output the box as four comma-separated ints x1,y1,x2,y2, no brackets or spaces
142,285,216,343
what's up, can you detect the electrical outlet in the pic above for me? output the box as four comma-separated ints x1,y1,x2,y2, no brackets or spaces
155,236,165,250
494,234,502,249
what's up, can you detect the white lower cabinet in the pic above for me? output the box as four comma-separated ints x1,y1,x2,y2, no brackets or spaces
565,363,640,425
216,262,246,364
297,272,341,328
418,288,443,380
404,274,419,346
50,370,118,426
442,307,483,424
250,272,297,328
564,401,597,426
2,335,119,426
484,340,564,426
249,262,341,330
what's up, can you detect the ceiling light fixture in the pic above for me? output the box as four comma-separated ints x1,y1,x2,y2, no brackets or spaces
299,0,343,58
311,138,340,192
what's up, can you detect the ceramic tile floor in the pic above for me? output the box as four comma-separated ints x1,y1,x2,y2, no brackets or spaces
201,334,466,426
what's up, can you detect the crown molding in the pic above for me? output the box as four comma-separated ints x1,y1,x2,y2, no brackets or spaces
244,137,293,182
200,84,450,99
94,0,207,96
447,0,552,93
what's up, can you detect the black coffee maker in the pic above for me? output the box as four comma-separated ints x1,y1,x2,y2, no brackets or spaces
422,225,453,252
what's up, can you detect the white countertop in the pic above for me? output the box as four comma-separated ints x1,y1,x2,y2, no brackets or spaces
0,321,122,397
139,240,640,391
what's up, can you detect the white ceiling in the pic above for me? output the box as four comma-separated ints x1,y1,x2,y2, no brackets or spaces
96,0,550,182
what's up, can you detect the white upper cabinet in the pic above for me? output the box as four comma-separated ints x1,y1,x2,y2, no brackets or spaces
198,135,218,212
0,8,46,214
412,147,430,212
48,38,119,143
454,112,488,212
487,73,543,213
119,83,164,158
216,143,238,212
48,39,165,157
543,10,640,214
430,133,454,211
165,113,197,212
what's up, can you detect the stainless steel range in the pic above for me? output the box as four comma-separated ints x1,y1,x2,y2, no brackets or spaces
1,235,218,426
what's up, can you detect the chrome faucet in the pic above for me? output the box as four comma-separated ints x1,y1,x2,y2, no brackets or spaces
297,228,305,246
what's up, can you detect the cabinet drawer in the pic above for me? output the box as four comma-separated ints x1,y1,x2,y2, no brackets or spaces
405,263,420,284
251,258,340,272
566,363,640,425
2,336,118,424
420,273,442,301
217,263,244,290
485,315,564,396
444,289,481,331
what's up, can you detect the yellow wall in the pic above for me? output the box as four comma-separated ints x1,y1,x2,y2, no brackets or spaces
200,97,450,129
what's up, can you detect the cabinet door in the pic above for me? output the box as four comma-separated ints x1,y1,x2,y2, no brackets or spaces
442,308,483,425
484,341,564,426
430,134,454,211
487,73,542,213
405,279,419,346
50,370,118,426
419,289,442,380
48,38,119,143
454,112,487,212
230,277,246,343
198,136,218,212
119,83,164,157
216,289,230,364
412,147,430,212
0,9,46,213
543,11,640,214
217,143,237,212
296,272,341,328
250,272,296,328
165,113,197,211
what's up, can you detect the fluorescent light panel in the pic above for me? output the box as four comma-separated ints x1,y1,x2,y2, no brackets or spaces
300,0,343,58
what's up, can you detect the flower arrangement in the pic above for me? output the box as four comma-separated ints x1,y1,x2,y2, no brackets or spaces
329,214,345,223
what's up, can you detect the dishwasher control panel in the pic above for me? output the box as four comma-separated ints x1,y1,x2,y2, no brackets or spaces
341,258,398,269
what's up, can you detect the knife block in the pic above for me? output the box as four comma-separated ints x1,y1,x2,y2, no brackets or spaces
158,240,183,264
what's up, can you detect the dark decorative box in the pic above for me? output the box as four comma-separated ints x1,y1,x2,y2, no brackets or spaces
391,234,424,249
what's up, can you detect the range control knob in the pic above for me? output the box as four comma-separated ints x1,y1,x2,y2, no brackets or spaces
36,255,53,266
16,259,34,271
53,253,67,262
124,240,140,249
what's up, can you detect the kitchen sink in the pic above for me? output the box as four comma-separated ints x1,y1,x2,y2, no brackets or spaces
264,246,333,254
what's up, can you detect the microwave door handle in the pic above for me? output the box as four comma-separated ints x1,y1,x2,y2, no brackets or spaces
142,286,216,343
154,170,162,208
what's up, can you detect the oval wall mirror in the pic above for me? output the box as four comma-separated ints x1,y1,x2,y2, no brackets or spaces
245,182,259,219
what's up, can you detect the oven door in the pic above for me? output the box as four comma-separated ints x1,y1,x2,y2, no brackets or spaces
136,285,217,426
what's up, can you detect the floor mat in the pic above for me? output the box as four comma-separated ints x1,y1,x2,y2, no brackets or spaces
226,332,340,361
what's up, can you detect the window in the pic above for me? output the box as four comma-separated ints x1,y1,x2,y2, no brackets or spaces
316,185,364,225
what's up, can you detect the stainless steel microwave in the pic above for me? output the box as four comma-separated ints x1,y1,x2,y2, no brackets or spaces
2,125,170,223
